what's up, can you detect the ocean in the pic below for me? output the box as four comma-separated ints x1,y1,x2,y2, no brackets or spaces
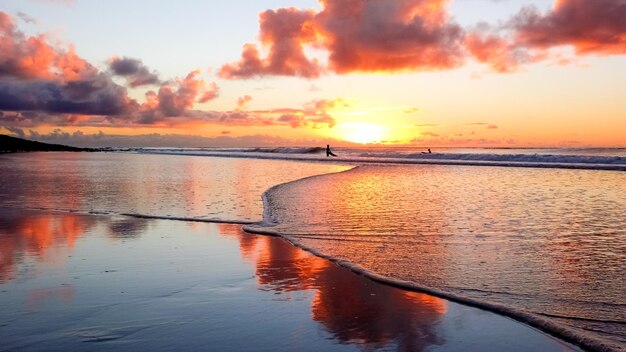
0,147,624,351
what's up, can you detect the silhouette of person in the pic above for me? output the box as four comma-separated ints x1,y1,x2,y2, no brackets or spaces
326,144,337,157
428,148,432,154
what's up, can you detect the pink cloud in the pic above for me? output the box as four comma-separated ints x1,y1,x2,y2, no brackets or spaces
236,95,253,110
219,0,464,78
468,0,626,72
512,0,626,55
219,8,322,78
0,11,340,131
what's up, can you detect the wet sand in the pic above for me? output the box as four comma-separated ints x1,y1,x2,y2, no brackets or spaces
0,208,581,351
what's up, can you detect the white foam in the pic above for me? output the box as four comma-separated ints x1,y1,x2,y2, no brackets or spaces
138,148,626,171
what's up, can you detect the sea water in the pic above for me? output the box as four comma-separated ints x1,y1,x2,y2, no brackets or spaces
1,149,624,350
254,164,625,349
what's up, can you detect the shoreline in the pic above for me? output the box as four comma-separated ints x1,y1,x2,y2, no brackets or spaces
0,207,583,351
241,167,622,352
1,152,620,351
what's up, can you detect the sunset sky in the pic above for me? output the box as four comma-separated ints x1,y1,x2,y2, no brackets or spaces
0,0,624,147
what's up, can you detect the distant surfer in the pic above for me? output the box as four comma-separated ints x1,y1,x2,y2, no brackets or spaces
422,148,432,154
326,144,337,157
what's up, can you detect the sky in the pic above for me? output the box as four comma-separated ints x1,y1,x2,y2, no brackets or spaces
0,0,625,147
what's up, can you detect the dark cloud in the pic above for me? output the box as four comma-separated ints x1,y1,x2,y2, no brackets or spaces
0,75,134,116
109,57,160,87
16,12,37,24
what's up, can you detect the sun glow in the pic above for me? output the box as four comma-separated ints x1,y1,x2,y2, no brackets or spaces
335,122,389,144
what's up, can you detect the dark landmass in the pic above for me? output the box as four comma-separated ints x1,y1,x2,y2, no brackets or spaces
0,134,95,153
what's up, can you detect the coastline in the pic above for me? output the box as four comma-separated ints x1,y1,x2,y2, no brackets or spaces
243,165,624,352
1,151,622,351
0,207,582,351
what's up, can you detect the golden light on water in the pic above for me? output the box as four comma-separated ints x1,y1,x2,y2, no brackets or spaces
335,122,389,144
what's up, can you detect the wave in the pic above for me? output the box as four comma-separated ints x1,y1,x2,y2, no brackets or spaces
138,148,626,171
359,151,626,166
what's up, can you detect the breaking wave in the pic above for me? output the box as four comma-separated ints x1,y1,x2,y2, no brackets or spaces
136,147,626,171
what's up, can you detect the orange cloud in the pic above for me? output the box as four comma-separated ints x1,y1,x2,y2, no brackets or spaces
219,0,464,78
219,8,322,78
316,0,463,73
236,95,253,111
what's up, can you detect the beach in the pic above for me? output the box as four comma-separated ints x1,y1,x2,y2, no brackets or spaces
1,208,582,351
0,151,624,351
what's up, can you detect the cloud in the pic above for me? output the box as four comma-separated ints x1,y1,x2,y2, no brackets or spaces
421,131,440,137
108,57,160,87
416,123,437,127
219,0,465,78
219,8,322,78
0,13,333,131
0,13,96,80
512,0,626,55
487,124,498,129
136,70,222,124
16,12,37,24
465,30,538,73
3,128,324,148
236,95,252,110
468,0,626,72
0,11,136,122
0,75,134,117
198,82,219,103
317,0,464,73
0,12,231,129
4,125,25,137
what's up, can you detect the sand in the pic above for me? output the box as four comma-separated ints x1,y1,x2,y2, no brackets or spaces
0,208,582,351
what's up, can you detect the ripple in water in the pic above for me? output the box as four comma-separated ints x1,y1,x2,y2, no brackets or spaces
257,165,626,350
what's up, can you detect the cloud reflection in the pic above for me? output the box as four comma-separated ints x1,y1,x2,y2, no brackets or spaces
220,224,447,351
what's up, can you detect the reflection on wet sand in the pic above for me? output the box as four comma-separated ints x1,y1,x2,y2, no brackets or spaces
0,209,97,282
220,225,447,351
0,209,153,283
0,210,580,351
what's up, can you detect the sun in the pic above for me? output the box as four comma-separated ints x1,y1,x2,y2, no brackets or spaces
335,122,388,144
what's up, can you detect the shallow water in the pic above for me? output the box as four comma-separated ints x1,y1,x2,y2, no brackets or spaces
257,164,626,349
0,209,582,351
0,152,621,350
0,152,348,222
